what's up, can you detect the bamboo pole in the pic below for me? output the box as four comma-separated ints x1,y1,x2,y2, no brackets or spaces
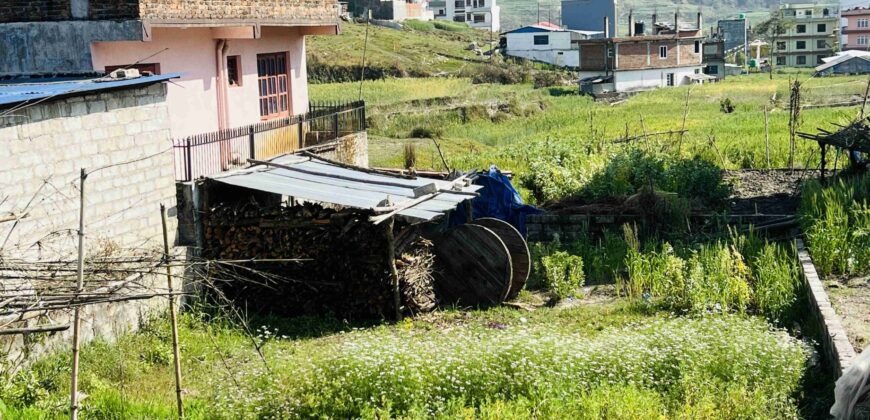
764,107,771,169
70,168,87,420
161,204,185,419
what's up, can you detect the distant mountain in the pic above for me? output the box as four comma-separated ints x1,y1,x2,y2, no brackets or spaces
497,0,779,32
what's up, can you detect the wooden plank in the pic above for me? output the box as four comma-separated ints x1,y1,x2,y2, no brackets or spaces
471,218,530,299
432,225,512,307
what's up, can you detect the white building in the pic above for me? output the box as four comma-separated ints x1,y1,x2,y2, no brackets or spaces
502,22,602,68
430,0,500,31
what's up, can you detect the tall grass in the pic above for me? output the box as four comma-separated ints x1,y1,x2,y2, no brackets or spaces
615,225,802,322
800,174,870,276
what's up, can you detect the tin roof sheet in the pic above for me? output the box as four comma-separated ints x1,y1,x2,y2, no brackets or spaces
208,154,481,222
0,73,182,107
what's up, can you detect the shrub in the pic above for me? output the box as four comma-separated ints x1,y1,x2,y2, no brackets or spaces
532,71,567,88
622,242,687,307
403,19,435,32
409,126,440,138
685,244,752,313
433,20,469,32
752,243,801,323
541,251,585,298
460,65,527,85
720,98,735,113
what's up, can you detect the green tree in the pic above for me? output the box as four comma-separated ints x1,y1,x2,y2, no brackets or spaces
755,11,794,79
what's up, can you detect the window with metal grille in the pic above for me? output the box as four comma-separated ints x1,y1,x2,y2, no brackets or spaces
817,23,826,33
666,73,675,86
817,40,827,49
776,56,786,66
257,52,289,119
796,55,806,65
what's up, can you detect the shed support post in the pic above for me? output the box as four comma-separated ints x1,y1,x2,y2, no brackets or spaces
819,142,827,182
465,200,474,223
385,217,401,321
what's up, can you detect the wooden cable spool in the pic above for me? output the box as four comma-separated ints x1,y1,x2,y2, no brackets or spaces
470,218,530,299
432,224,513,307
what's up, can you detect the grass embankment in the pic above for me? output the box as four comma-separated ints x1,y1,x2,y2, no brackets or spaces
0,302,810,419
312,73,868,203
306,21,494,82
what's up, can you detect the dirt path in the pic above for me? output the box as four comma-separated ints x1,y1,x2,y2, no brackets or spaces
725,169,820,215
826,275,870,354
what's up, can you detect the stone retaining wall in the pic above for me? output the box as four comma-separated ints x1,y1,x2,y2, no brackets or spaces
796,239,857,377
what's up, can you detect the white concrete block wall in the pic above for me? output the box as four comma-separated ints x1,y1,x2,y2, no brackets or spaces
0,82,179,372
0,83,177,259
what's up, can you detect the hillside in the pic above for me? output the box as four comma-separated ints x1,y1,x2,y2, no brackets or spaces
498,0,778,32
307,21,495,83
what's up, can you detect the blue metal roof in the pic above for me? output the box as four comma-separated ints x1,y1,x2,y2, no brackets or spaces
0,73,182,107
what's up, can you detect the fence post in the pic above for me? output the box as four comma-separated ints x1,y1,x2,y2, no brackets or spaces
248,125,256,160
184,139,192,182
333,111,340,141
298,116,305,148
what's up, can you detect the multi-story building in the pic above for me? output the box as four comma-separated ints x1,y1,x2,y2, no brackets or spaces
842,7,870,51
430,0,500,31
577,12,707,92
349,0,434,22
772,3,839,68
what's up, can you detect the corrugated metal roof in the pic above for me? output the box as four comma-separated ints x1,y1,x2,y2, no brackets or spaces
0,73,182,107
208,154,482,223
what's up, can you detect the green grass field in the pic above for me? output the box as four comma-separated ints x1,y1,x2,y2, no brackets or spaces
312,72,868,203
1,300,814,419
307,22,495,82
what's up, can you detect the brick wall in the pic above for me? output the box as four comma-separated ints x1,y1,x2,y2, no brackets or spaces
89,0,139,19
0,1,71,22
0,83,179,372
0,0,338,23
617,42,650,69
580,44,607,70
138,0,339,23
616,39,702,70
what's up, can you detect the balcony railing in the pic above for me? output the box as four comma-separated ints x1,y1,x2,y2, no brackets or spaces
173,101,365,182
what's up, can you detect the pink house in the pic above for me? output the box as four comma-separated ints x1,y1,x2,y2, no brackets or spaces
843,7,870,51
0,0,341,137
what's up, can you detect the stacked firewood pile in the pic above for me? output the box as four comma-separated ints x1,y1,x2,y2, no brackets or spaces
203,201,437,318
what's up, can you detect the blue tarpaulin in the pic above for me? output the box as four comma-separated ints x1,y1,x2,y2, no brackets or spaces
452,165,541,236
